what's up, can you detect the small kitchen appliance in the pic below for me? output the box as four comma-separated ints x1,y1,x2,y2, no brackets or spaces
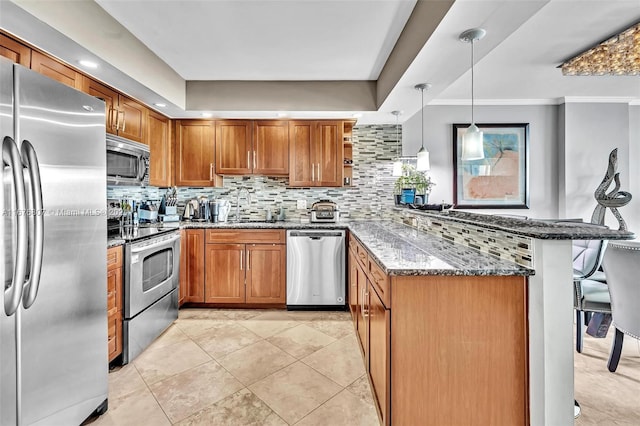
310,200,339,223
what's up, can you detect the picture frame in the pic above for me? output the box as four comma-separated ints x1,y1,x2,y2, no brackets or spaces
452,123,529,209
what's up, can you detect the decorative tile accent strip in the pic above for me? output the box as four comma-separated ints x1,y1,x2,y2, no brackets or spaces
107,125,401,221
393,209,534,268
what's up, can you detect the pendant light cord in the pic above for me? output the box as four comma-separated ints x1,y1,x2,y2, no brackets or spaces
471,38,475,125
421,87,425,149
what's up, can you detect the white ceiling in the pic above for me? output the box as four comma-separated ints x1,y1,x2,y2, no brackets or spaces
3,0,640,123
95,0,417,81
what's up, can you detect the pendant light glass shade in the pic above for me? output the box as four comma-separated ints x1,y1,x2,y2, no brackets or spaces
459,28,486,161
416,147,430,171
461,124,484,160
392,160,403,176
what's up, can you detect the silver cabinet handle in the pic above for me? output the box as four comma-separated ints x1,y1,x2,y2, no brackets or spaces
317,163,321,181
312,164,315,181
240,249,243,270
2,136,28,316
247,249,251,270
253,150,257,170
20,140,44,309
121,110,126,132
109,107,117,130
247,151,250,169
210,163,214,181
114,109,120,130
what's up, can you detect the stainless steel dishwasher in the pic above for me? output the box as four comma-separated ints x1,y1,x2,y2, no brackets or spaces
286,229,346,309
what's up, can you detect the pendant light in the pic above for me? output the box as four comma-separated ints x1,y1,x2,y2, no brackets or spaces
459,28,486,161
415,83,431,172
391,110,403,176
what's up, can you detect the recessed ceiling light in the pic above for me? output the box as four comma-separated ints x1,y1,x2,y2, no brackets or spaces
154,103,167,108
78,60,98,69
352,113,363,118
201,112,213,118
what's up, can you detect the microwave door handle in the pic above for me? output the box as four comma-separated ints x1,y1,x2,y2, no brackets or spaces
130,234,180,254
137,156,145,181
2,136,28,316
20,140,44,309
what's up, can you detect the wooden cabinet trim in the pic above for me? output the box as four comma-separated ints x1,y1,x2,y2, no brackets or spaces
0,33,31,67
206,229,285,244
368,257,390,309
30,51,83,90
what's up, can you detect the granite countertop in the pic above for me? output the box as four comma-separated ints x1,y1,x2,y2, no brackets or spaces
395,207,636,240
107,238,125,248
180,220,349,230
348,221,533,277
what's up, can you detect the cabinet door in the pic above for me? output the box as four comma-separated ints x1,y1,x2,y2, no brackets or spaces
205,243,245,303
175,120,221,187
288,121,315,186
357,265,368,364
316,121,343,187
253,121,289,175
180,229,205,303
215,120,252,175
30,51,83,90
82,76,118,134
118,95,147,143
348,248,359,322
148,110,172,187
369,285,390,425
0,33,31,67
245,244,286,304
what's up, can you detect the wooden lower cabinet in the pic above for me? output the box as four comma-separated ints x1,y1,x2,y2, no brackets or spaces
205,243,245,303
348,234,528,426
179,229,205,304
245,244,286,304
107,246,123,363
180,229,286,306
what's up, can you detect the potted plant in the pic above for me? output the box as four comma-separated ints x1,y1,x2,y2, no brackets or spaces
394,164,435,205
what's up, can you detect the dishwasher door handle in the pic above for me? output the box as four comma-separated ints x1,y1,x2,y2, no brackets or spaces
289,231,344,238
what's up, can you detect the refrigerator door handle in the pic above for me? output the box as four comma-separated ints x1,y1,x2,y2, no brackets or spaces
2,136,28,315
20,140,44,309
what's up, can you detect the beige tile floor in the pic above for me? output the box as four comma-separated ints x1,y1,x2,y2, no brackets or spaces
85,309,640,425
87,309,379,426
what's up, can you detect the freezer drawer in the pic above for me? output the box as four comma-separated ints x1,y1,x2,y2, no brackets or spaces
286,230,346,308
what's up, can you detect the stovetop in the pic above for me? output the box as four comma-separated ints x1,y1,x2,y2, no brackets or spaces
114,224,180,243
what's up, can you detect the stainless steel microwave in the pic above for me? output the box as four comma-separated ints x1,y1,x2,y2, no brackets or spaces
106,134,149,186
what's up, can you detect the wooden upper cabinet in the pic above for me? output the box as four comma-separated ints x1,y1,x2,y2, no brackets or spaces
215,120,252,175
0,33,31,67
31,51,83,90
82,76,118,134
245,244,286,304
118,96,147,143
316,121,343,187
148,110,172,187
289,121,315,186
175,120,222,187
289,121,343,187
82,77,147,143
253,121,289,175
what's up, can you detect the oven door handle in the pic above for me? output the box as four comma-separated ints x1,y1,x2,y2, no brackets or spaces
130,233,180,254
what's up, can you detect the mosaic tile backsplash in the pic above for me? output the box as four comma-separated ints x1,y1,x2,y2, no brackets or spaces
107,125,400,221
392,209,534,268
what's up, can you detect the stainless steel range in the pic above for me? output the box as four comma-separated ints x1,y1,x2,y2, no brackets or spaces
122,228,180,364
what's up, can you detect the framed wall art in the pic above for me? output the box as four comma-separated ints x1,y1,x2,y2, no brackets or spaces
452,123,529,209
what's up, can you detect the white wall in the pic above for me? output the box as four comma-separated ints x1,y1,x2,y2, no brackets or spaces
628,105,640,235
563,103,631,229
402,105,559,218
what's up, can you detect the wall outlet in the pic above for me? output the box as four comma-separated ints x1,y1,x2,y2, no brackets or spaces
296,200,307,210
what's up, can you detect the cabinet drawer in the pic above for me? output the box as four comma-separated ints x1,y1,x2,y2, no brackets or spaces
206,229,285,244
352,238,368,268
368,257,390,308
107,246,122,270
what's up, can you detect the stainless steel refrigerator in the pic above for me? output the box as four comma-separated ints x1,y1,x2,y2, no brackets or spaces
1,58,108,425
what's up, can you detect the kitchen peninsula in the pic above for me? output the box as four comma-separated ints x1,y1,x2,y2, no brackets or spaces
131,209,634,425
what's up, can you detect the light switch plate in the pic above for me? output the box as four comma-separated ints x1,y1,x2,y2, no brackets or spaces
296,200,307,210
